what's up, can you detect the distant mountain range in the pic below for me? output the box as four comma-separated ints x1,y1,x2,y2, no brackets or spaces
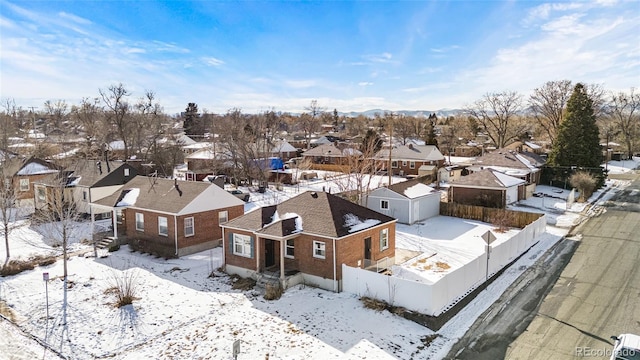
339,109,464,118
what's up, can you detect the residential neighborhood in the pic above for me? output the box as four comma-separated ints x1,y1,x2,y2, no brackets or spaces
1,1,639,360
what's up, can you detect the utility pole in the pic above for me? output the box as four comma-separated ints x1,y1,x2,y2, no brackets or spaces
27,106,38,135
387,114,394,186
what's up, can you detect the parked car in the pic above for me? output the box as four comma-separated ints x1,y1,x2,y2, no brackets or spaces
610,334,640,360
228,189,250,202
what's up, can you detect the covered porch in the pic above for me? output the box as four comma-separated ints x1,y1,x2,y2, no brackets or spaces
255,236,302,290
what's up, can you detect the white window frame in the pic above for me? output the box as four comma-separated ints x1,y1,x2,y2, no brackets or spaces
380,228,389,250
218,210,228,224
158,216,168,236
233,233,252,258
391,161,398,168
285,239,295,259
184,217,194,237
380,200,389,210
83,191,88,201
19,179,29,192
124,168,130,176
116,209,123,224
37,187,46,202
402,160,407,167
410,161,415,169
135,212,144,231
313,241,326,259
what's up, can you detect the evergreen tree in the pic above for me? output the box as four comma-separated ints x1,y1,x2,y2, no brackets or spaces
183,103,204,137
424,113,439,146
361,129,383,154
548,83,601,168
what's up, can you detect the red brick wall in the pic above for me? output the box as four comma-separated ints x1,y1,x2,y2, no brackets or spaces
13,174,52,201
224,229,257,270
335,224,395,279
125,204,245,250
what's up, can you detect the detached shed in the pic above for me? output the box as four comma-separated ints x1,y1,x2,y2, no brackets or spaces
448,169,525,208
364,178,440,224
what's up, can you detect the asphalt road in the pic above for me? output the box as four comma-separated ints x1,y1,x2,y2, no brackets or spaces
506,174,640,359
445,173,640,360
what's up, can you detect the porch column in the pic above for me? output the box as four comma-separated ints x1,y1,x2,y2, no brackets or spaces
256,237,260,272
112,208,118,240
280,239,285,282
91,205,97,257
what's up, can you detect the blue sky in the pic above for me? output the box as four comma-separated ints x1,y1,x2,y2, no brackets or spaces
1,0,638,115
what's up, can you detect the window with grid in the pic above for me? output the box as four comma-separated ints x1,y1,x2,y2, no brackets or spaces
380,228,389,250
19,179,29,191
158,216,168,236
233,233,252,258
380,200,389,210
285,239,295,258
410,161,415,169
313,241,326,259
184,217,194,237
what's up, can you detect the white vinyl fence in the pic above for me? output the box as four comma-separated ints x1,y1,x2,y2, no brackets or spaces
342,215,547,316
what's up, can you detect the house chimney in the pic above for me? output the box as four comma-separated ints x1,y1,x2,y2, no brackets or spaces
261,205,277,227
96,161,102,175
408,144,414,150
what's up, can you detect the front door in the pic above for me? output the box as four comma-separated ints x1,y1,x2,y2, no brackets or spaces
265,240,275,268
364,237,372,261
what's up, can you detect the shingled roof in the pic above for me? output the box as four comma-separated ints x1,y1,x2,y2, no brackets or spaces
449,169,525,189
93,175,244,215
374,144,444,162
223,191,395,238
386,177,437,199
472,149,544,170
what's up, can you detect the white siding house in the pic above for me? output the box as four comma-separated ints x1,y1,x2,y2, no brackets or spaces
364,178,441,224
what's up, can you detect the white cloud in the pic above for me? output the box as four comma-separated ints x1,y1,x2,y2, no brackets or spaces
358,82,373,87
58,11,92,25
202,57,224,66
363,52,394,63
430,45,460,53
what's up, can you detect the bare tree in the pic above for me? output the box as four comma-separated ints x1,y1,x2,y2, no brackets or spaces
100,83,132,159
300,100,324,149
43,99,69,131
466,91,528,148
1,98,19,151
0,160,25,265
393,114,418,145
529,80,573,144
608,88,640,158
71,97,105,157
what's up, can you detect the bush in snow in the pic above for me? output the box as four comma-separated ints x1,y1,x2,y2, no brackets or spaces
569,171,597,202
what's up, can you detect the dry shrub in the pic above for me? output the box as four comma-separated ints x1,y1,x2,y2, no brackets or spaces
108,270,140,307
30,254,57,267
0,260,35,277
0,300,16,321
361,296,388,311
231,276,256,291
435,261,451,270
489,211,515,233
264,283,283,300
569,171,597,202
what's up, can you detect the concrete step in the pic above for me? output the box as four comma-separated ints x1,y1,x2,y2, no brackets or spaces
95,238,114,249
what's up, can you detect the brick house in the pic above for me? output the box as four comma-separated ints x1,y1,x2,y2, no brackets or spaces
92,176,245,257
373,144,445,177
448,168,526,208
221,191,396,292
12,157,63,208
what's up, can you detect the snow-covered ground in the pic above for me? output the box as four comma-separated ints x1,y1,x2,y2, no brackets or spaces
0,168,628,359
603,157,640,174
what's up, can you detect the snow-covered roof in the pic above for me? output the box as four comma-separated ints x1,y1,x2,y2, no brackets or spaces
524,141,541,149
344,213,382,233
16,162,59,176
403,183,436,199
116,188,140,207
